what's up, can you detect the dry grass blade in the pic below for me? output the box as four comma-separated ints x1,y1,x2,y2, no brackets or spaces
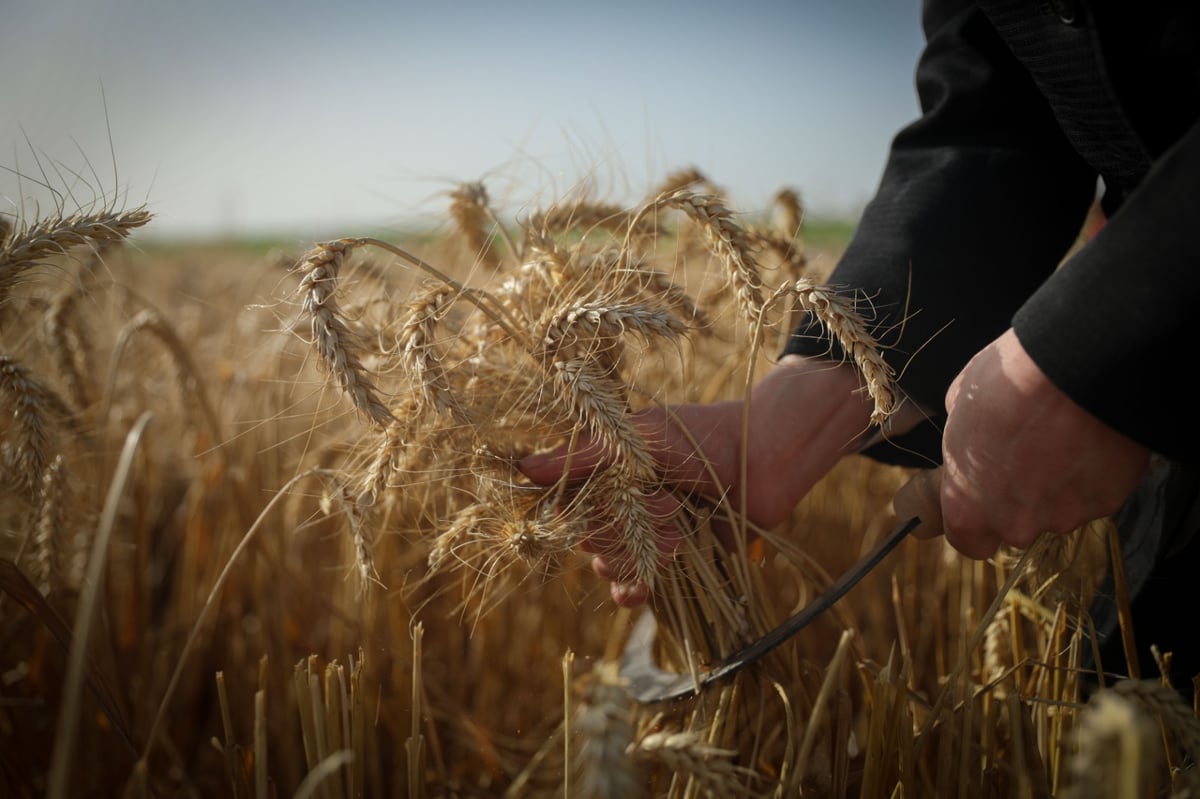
407,622,426,799
255,687,268,799
141,468,336,766
47,411,153,799
796,629,855,781
295,752,354,799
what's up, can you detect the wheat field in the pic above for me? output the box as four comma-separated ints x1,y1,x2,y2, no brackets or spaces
0,169,1196,798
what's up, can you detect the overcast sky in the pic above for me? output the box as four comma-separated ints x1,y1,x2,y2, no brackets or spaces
1,0,925,239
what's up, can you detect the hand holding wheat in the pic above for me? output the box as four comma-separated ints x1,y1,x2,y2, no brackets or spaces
521,355,879,605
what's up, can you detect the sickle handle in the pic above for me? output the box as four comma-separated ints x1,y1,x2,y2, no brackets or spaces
893,465,945,539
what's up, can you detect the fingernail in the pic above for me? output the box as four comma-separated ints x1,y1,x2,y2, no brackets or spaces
611,582,649,607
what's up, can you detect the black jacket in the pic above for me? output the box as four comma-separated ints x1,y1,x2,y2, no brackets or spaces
784,0,1200,465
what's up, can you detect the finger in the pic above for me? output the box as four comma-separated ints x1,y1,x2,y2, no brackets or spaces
892,466,944,539
645,487,685,555
592,554,619,581
631,405,727,494
944,522,1002,560
939,464,1001,559
611,582,650,607
518,434,611,485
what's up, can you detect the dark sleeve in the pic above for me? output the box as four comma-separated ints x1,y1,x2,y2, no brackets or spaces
783,0,1096,466
1013,118,1200,463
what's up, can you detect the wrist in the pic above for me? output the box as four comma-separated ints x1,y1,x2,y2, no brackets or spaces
740,355,877,527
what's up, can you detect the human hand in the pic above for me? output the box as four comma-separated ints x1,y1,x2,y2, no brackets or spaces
518,356,877,606
937,328,1151,558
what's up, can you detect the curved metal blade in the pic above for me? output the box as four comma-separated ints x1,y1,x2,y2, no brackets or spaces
621,515,920,703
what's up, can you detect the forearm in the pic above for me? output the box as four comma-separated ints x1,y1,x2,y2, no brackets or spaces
1013,118,1200,462
786,0,1095,464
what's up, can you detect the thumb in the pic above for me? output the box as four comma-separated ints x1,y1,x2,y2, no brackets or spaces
518,433,610,485
892,465,944,539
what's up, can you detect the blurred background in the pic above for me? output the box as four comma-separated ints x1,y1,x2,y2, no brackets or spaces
1,0,924,241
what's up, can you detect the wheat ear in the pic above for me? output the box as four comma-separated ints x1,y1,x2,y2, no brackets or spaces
650,166,712,198
630,731,757,797
106,309,226,445
45,290,95,409
624,191,765,330
399,286,461,418
0,206,151,298
294,240,395,428
1060,679,1195,799
450,181,513,270
772,187,804,237
0,354,73,496
765,280,897,426
527,199,657,243
574,662,639,799
32,454,67,596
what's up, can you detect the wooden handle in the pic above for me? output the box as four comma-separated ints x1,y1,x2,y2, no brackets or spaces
893,465,944,539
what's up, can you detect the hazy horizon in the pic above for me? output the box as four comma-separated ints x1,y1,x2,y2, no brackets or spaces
2,1,924,241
